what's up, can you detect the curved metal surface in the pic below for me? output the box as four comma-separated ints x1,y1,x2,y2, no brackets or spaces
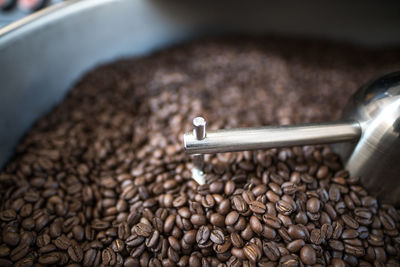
342,72,400,205
0,0,194,167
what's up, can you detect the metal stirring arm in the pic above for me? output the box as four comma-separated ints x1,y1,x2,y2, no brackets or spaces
183,72,400,205
184,119,361,155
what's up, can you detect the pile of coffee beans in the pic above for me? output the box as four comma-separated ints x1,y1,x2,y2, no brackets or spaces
1,38,400,266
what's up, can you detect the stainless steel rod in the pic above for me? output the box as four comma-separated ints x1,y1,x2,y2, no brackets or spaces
184,121,362,154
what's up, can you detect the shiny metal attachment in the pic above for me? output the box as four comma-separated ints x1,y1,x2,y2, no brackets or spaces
183,72,400,206
191,117,207,185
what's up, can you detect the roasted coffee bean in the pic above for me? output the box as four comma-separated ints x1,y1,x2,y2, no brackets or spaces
249,216,263,234
38,252,60,264
342,214,359,229
300,245,316,265
249,201,266,214
54,235,71,250
0,245,10,257
243,242,261,262
263,214,282,229
0,209,17,221
232,196,248,213
3,231,20,246
196,226,210,245
225,211,239,226
134,222,153,237
281,182,297,195
230,232,244,248
344,244,365,257
332,221,344,239
182,229,196,244
321,223,333,239
306,198,320,213
329,239,344,251
276,200,294,216
210,213,225,227
310,229,324,245
210,229,225,244
172,195,187,208
287,239,305,252
288,224,307,240
342,229,358,239
190,214,206,226
10,245,29,261
263,242,280,261
37,234,51,248
83,248,97,266
68,243,83,262
101,247,116,266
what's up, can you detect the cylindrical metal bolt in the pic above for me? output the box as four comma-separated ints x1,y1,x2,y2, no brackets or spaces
193,117,207,140
191,117,207,184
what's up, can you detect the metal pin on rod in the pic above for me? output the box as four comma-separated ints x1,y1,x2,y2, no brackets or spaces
191,117,207,184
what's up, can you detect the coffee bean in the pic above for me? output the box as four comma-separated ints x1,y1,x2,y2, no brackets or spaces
249,201,266,214
190,214,206,226
276,200,294,216
310,229,324,245
0,245,10,257
329,185,341,202
38,252,60,264
287,239,305,252
0,209,17,222
172,195,187,208
281,182,297,195
261,225,277,240
210,229,225,244
183,229,196,244
342,229,358,239
266,191,280,203
243,242,261,262
225,211,239,226
380,212,396,230
10,245,29,262
341,214,359,229
3,231,20,247
300,245,316,265
329,239,344,251
39,244,56,254
232,196,248,213
306,198,321,213
54,235,71,250
287,225,307,240
230,232,244,248
134,223,153,237
68,243,83,262
332,221,344,239
263,242,280,261
83,248,97,266
344,244,365,257
249,216,263,234
262,215,281,229
196,226,210,245
321,223,333,239
37,234,50,248
210,213,225,227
